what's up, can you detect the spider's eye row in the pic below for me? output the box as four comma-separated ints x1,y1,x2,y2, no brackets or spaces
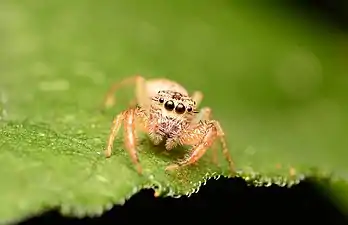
159,98,164,103
175,103,186,114
187,106,193,112
164,100,175,111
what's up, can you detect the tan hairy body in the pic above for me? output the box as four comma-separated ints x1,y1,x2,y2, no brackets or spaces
103,75,235,175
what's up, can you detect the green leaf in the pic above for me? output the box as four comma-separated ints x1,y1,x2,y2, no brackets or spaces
1,0,348,223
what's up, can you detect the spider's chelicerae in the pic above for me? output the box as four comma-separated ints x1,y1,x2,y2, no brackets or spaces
103,75,235,175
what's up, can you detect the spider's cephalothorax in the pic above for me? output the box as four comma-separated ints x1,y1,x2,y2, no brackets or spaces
103,75,235,175
147,90,199,146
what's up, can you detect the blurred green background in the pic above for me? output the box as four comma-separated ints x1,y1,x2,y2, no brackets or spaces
1,0,348,214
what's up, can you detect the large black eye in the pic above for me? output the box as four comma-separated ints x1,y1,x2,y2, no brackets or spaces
187,106,192,112
159,98,164,103
175,103,186,114
164,100,175,111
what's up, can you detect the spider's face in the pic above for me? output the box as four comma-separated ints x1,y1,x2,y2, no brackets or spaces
151,90,198,120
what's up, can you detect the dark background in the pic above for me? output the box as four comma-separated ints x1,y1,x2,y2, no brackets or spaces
19,178,348,225
16,0,348,224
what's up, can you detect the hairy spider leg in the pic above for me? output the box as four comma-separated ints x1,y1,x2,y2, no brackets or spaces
123,109,143,174
212,120,235,174
165,121,219,171
105,108,143,174
193,107,218,165
166,119,235,175
103,75,150,110
105,112,124,158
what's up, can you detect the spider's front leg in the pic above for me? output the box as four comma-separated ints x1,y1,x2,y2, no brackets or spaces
191,107,219,164
105,107,145,174
165,122,218,171
166,120,235,175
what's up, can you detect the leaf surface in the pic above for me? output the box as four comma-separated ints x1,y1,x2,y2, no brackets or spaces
1,0,348,222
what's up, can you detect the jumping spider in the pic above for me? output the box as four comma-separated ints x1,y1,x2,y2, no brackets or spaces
103,75,235,175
